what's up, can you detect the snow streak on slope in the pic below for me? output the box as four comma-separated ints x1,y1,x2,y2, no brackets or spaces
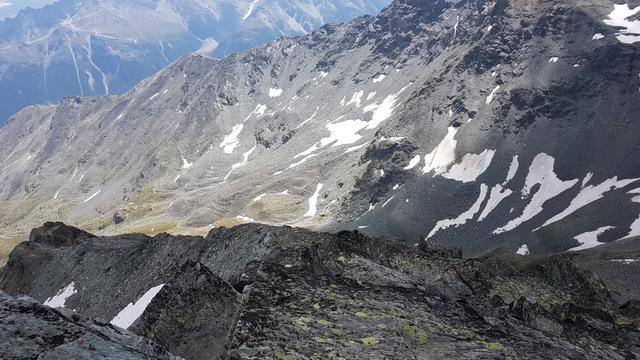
428,184,488,239
110,284,165,330
44,282,78,309
494,154,579,234
304,183,324,217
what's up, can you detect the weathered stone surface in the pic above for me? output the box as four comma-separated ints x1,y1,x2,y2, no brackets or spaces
1,222,638,359
0,290,181,360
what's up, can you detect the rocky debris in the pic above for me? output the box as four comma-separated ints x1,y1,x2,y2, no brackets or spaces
1,222,639,359
0,290,181,360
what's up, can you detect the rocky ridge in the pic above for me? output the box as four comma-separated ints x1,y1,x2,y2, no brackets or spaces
1,222,639,359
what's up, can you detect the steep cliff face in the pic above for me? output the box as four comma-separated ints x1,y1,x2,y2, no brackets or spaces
1,0,639,257
0,0,390,124
1,222,639,359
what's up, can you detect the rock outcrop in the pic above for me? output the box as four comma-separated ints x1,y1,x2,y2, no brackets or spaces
0,290,181,359
1,222,638,359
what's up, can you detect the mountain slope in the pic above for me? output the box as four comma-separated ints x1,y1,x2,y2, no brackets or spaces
0,0,390,124
1,222,639,359
0,0,639,258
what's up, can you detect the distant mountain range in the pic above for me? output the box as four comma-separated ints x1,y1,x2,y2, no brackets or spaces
0,0,390,124
1,0,639,260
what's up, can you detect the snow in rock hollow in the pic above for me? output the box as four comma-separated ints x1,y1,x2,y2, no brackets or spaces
428,184,488,239
569,226,615,251
604,4,640,44
494,153,579,234
110,284,165,330
44,282,78,308
304,183,324,217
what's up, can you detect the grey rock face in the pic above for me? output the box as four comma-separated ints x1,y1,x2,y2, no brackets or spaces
1,0,640,259
131,261,243,360
0,0,391,124
0,290,182,359
1,222,639,359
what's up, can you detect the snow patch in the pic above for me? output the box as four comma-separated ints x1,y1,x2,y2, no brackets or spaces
245,104,267,121
428,184,488,239
296,107,318,129
362,85,410,129
194,38,219,54
603,4,640,44
182,156,193,169
110,284,165,330
82,190,101,203
478,184,513,221
269,88,283,97
569,226,615,251
243,0,260,21
219,124,244,154
224,146,256,181
542,176,640,228
404,155,421,170
423,127,458,175
442,149,495,183
516,245,530,256
346,90,364,107
548,57,559,63
486,85,500,105
44,282,77,308
296,119,368,157
372,74,386,83
505,156,519,184
304,183,324,217
494,154,579,234
592,33,605,40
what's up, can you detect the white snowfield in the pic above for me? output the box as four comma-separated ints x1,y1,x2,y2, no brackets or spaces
604,4,640,44
110,284,165,330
